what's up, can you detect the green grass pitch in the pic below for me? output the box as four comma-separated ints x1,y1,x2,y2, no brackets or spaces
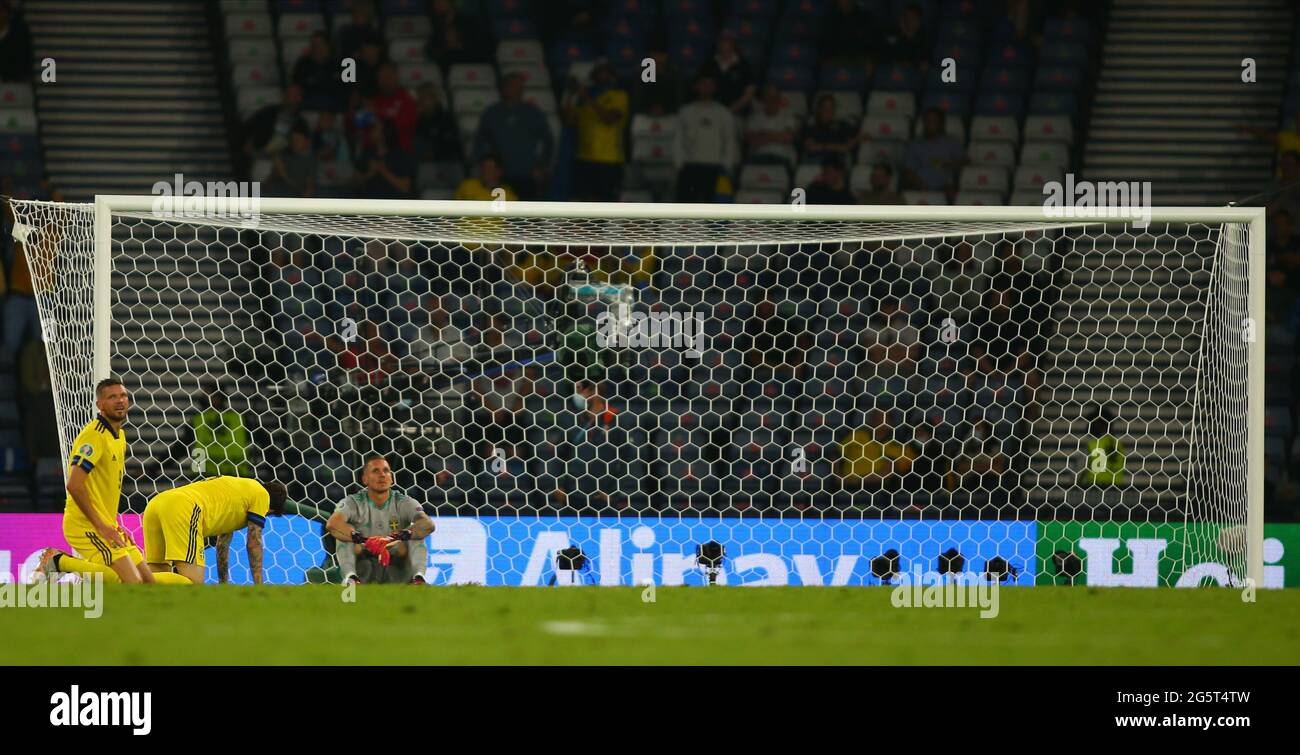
2,585,1297,665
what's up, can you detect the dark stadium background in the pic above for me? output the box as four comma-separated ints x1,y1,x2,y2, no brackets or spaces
0,0,1296,525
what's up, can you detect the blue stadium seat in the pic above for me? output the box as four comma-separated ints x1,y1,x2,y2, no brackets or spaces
980,65,1031,93
1040,41,1088,66
767,62,815,91
873,63,924,92
1029,91,1078,117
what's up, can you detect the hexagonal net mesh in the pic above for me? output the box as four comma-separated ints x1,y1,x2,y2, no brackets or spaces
10,199,1254,587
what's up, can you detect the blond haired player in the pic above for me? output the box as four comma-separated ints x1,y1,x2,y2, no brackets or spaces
35,378,187,584
142,475,288,584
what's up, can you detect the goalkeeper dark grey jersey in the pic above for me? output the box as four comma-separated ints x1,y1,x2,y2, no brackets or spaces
333,489,424,537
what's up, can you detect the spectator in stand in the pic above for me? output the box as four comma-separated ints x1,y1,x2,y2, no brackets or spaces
408,295,470,369
318,320,395,387
674,73,738,203
1078,405,1126,488
264,126,316,197
880,3,931,69
546,380,636,512
455,154,518,201
699,32,756,117
820,0,876,66
312,110,352,184
972,286,1028,364
926,240,987,329
635,48,684,116
413,83,460,162
473,72,553,200
948,419,1006,493
370,62,419,152
838,409,916,496
293,31,346,112
0,0,33,81
564,60,629,202
805,156,857,205
857,163,905,204
427,0,491,69
335,0,385,61
351,41,383,100
801,94,862,163
352,116,414,199
745,84,799,167
860,296,922,379
241,83,306,158
902,108,966,194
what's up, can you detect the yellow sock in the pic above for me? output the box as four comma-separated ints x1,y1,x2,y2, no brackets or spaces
56,555,121,583
149,572,193,585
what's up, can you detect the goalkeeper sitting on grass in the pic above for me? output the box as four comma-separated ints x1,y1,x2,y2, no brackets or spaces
325,455,435,585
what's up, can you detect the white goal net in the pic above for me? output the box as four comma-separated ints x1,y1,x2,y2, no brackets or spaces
8,197,1265,588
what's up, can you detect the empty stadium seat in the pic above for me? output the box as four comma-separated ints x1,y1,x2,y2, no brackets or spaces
448,64,497,90
968,140,1015,167
1024,115,1074,144
226,11,274,37
867,90,916,118
969,115,1019,144
959,166,1009,193
1020,140,1069,170
739,163,791,192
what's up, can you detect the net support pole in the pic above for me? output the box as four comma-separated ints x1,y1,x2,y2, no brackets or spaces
92,196,113,384
1247,209,1266,588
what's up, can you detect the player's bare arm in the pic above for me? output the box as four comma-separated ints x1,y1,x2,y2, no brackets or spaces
246,522,264,585
215,533,232,584
66,465,123,548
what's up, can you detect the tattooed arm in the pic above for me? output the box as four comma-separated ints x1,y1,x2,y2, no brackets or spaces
216,533,232,583
246,523,264,585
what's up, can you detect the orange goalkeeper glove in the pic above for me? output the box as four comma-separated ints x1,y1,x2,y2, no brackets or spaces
364,536,393,567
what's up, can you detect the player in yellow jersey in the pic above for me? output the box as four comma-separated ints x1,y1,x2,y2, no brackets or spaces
34,378,187,584
142,475,288,585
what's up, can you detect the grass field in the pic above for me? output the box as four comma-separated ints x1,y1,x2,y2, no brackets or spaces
2,584,1297,665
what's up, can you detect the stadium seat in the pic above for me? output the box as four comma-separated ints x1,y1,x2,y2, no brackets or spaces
398,63,444,90
389,38,428,64
1020,140,1069,170
817,91,863,122
278,12,324,36
867,90,916,118
873,64,924,91
447,64,497,90
968,140,1015,167
491,14,538,41
980,65,1031,93
227,34,278,65
453,87,499,116
231,61,281,89
1029,91,1078,117
819,63,869,91
0,83,33,109
859,139,905,167
1035,65,1083,92
380,0,429,16
226,11,274,37
969,115,1019,144
768,63,815,91
0,108,37,133
631,114,679,141
739,163,791,192
974,92,1025,118
910,113,965,141
1013,164,1064,193
386,15,432,38
920,90,972,120
1041,41,1089,66
1024,115,1074,144
793,162,822,189
238,86,281,117
497,39,545,66
861,114,911,141
959,166,1008,193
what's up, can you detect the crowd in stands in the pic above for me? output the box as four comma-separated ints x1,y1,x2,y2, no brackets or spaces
233,0,1098,206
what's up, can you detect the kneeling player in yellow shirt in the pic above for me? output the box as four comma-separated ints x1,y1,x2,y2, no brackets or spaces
142,476,288,585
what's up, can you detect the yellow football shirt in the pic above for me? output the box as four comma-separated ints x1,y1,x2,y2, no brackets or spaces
63,414,128,531
575,89,629,164
168,476,271,537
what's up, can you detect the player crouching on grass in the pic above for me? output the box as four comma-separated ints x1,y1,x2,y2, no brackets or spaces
326,455,434,585
142,476,288,585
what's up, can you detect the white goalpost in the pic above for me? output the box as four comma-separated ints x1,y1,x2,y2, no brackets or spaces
9,196,1266,588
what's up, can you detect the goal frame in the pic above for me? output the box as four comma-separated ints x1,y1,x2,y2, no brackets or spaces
90,196,1268,587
